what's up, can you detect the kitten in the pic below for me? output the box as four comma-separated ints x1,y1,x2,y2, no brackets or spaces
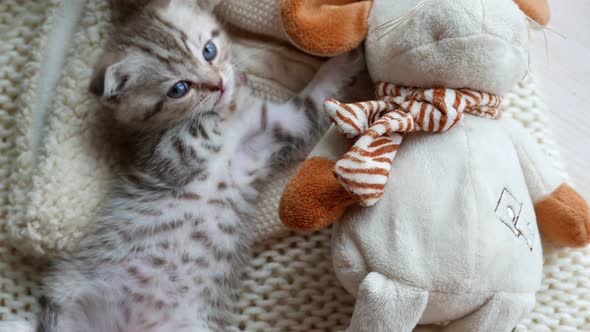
35,0,361,332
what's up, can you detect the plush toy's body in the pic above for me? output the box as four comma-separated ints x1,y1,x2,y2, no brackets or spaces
316,116,548,330
279,0,590,331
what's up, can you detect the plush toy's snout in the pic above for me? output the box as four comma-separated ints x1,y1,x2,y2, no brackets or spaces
365,0,532,95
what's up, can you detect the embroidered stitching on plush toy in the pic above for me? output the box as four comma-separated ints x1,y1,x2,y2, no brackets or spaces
495,187,534,251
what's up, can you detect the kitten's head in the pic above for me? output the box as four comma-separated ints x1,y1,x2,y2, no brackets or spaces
90,0,234,130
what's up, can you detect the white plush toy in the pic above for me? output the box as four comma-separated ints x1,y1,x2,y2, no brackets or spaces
279,0,590,331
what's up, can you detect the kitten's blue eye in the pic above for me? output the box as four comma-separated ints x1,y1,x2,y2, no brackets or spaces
202,40,217,62
167,81,190,99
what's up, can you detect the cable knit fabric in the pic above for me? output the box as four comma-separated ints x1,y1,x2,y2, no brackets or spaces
0,0,59,324
216,0,286,42
0,1,589,331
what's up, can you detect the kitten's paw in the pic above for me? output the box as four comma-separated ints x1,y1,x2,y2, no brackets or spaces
0,321,34,332
303,49,365,104
318,49,365,86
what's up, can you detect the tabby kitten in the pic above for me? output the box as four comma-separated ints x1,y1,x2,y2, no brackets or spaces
36,0,361,331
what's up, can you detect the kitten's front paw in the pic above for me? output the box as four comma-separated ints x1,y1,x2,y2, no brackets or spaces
304,49,366,104
0,321,34,332
319,49,365,85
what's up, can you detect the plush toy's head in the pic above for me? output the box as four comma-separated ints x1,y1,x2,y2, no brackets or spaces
283,0,550,95
366,0,530,94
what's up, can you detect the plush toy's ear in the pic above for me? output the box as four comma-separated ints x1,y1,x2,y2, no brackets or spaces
281,0,373,57
514,0,551,26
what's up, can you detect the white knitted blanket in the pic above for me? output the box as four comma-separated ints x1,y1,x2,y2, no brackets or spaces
1,1,589,331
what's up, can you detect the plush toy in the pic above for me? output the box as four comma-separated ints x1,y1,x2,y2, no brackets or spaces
279,0,590,331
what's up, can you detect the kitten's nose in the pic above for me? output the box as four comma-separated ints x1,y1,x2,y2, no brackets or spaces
210,82,223,92
203,76,223,92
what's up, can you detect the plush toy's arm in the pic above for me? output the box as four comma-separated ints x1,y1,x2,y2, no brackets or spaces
503,118,590,247
279,126,354,231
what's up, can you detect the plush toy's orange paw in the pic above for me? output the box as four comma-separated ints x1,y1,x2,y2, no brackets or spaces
535,184,590,247
281,0,373,56
279,157,354,232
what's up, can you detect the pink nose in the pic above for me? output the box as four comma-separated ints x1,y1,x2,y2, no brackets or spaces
205,80,223,92
202,75,223,92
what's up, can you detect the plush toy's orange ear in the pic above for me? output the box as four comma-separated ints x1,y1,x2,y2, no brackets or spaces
281,0,373,57
514,0,551,25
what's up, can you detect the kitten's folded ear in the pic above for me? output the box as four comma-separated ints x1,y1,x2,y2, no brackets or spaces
197,0,222,11
154,0,221,11
89,53,130,107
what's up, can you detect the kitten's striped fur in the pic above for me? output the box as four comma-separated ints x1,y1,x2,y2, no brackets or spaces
37,1,362,331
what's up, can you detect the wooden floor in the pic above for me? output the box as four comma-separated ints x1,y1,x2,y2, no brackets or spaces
532,0,590,201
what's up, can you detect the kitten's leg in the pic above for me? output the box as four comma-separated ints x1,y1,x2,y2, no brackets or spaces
297,50,365,128
39,274,124,332
265,50,365,142
0,321,35,332
39,298,100,332
36,296,60,332
234,51,363,182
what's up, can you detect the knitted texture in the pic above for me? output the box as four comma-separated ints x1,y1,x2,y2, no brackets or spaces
1,2,589,331
0,0,57,323
216,0,286,42
6,0,126,256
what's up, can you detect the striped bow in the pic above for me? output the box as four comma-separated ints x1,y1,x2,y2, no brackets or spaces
324,82,502,207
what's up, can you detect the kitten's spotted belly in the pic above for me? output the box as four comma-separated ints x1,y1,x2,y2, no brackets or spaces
104,195,244,321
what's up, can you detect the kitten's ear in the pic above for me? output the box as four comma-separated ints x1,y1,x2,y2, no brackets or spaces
197,0,222,11
159,0,219,12
89,54,130,104
151,0,172,8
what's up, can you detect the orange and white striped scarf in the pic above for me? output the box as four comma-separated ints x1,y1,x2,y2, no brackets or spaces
324,82,502,207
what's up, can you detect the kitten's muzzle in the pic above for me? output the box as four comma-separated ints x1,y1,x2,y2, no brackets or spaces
200,76,223,92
